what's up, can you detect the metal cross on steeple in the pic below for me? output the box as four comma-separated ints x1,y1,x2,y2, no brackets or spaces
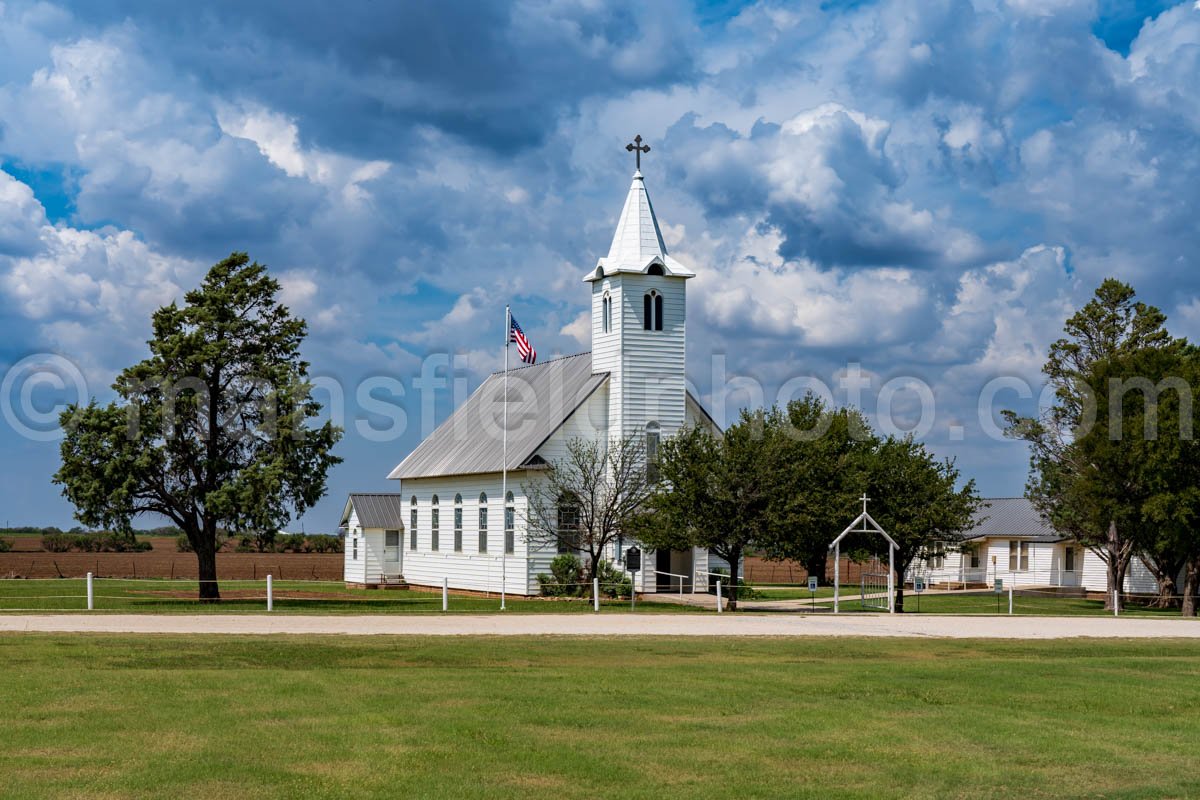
626,134,650,171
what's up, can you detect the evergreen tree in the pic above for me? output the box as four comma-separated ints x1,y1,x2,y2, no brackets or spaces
55,253,342,601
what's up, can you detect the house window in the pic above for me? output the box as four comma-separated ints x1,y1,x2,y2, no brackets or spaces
353,537,358,560
643,290,663,331
410,496,418,551
385,530,399,549
602,292,612,333
1065,546,1075,572
505,491,515,555
1009,540,1029,571
557,498,580,554
431,495,440,551
478,492,488,553
454,494,463,552
970,546,981,569
645,422,661,483
929,542,945,570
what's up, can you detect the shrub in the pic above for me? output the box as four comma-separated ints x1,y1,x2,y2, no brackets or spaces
707,567,758,599
0,538,10,553
42,533,72,553
595,559,632,598
176,534,193,553
306,534,342,554
538,553,583,597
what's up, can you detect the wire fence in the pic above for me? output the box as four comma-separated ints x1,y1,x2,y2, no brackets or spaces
0,576,694,614
2,576,1195,617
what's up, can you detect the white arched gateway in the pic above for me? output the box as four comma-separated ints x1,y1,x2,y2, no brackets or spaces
829,495,898,614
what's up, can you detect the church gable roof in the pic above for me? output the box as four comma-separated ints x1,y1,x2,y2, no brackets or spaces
388,353,608,481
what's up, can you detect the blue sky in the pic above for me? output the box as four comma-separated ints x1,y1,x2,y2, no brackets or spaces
2,0,1199,531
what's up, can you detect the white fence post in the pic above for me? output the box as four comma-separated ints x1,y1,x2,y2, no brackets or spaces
716,580,723,614
593,577,600,612
1008,585,1013,615
266,574,273,612
86,572,94,611
1114,590,1119,617
442,577,449,612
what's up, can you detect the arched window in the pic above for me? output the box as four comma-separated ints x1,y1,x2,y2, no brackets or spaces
647,263,665,276
409,496,418,551
557,492,581,554
478,492,489,553
645,422,661,483
602,292,612,333
505,491,515,555
430,495,440,552
453,494,463,552
644,290,663,331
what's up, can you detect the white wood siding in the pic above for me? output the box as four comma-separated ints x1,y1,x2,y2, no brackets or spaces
1080,549,1159,593
343,508,366,584
615,273,687,438
911,539,1163,595
591,272,687,440
533,385,609,463
398,473,537,595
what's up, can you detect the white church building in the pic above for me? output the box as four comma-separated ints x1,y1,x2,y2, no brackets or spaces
341,161,723,595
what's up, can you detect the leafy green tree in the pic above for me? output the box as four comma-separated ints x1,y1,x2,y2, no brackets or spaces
1005,280,1176,607
54,253,342,601
1096,342,1200,612
861,436,980,612
754,395,875,582
636,411,775,610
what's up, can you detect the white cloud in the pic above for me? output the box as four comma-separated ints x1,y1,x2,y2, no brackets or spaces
560,310,590,345
695,224,929,349
216,102,391,204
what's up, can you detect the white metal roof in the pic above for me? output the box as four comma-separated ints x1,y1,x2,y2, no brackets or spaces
387,353,609,481
586,171,695,281
341,493,407,529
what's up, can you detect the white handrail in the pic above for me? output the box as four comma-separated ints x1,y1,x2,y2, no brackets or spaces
652,569,688,598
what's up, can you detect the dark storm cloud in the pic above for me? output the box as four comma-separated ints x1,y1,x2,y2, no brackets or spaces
68,0,701,158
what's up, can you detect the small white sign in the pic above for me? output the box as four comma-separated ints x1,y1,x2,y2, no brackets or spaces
914,577,926,593
808,576,818,592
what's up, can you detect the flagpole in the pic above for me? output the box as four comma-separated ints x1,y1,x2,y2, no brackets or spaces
501,304,509,611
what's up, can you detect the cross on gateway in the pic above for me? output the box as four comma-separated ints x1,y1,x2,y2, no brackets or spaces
861,493,869,514
626,134,650,170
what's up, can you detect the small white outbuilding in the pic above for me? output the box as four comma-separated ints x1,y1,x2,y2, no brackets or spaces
341,493,407,588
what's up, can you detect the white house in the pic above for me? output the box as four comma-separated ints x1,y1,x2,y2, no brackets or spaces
911,497,1159,594
342,162,723,594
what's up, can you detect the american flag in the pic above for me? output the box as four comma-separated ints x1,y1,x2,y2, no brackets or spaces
509,314,537,364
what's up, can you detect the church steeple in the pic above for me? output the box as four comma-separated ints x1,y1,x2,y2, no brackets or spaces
585,139,695,283
588,138,691,438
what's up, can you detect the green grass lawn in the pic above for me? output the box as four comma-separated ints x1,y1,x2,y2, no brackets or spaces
2,635,1199,799
0,579,692,614
832,591,1189,617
